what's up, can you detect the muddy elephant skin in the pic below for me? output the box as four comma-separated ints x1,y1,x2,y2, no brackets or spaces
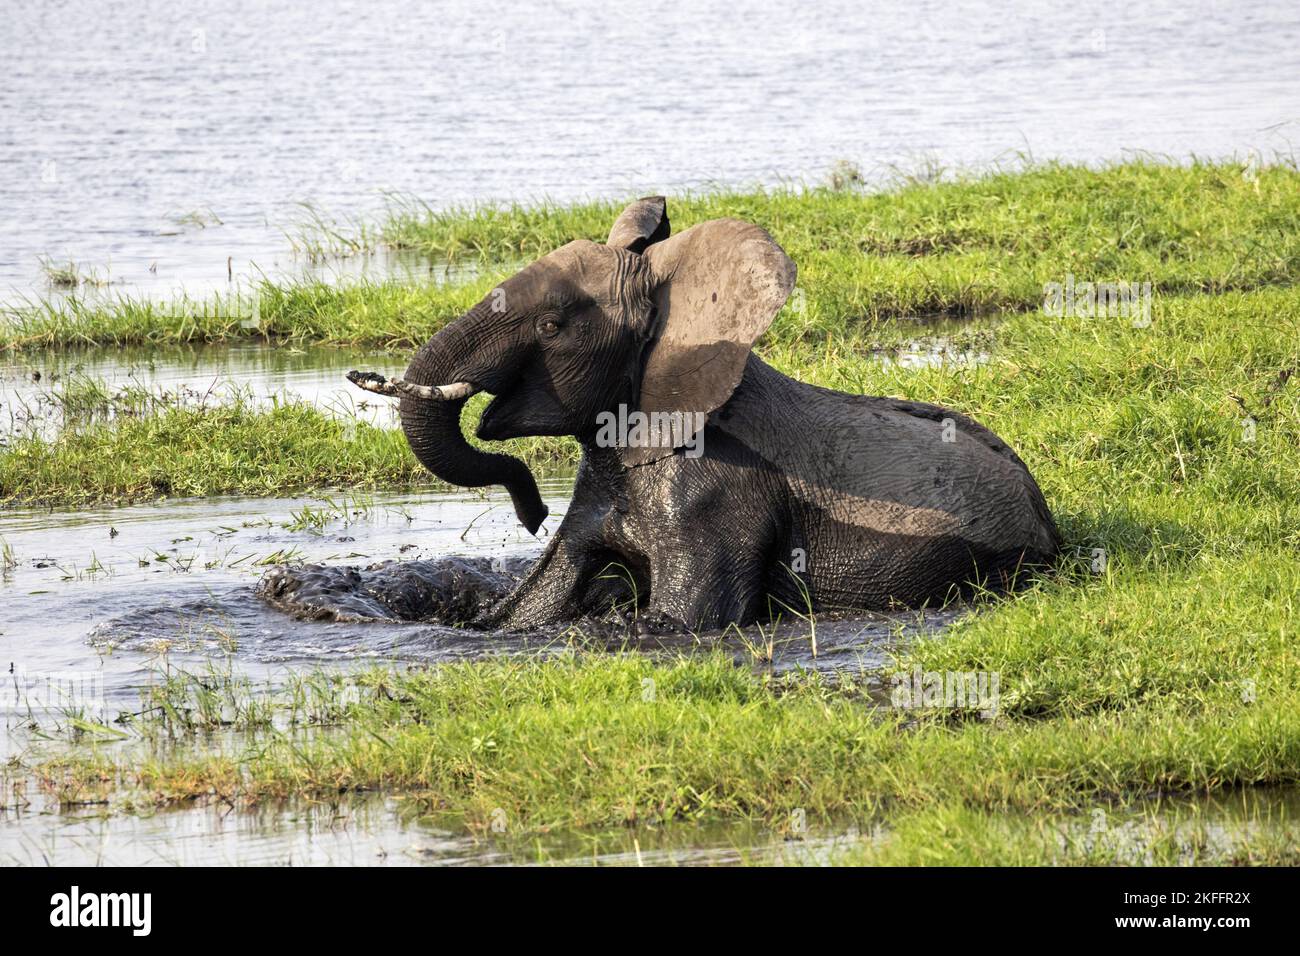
340,197,1061,632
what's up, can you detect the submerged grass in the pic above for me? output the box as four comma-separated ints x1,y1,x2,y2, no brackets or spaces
4,160,1298,351
828,800,1300,866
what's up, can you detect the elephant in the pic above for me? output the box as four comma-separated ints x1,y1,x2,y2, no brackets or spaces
344,197,1060,633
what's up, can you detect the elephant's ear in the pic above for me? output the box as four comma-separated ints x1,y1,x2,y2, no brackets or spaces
621,219,796,466
607,196,670,253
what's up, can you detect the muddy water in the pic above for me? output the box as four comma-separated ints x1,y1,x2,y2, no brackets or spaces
0,480,953,752
0,476,958,864
1,484,561,738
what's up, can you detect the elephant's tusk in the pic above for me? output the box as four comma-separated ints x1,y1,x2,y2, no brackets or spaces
346,370,479,401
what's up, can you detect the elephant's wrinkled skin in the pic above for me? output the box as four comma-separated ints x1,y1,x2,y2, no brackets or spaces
345,198,1060,632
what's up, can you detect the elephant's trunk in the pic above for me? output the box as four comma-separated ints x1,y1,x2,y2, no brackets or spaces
398,312,548,534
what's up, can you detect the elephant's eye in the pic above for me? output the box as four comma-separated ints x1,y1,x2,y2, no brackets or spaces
538,316,562,337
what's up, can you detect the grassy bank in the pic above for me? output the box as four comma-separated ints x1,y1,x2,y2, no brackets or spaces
378,159,1300,319
25,637,1300,864
3,160,1297,351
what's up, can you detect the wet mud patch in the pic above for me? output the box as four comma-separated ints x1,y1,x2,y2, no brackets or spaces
248,553,961,677
256,555,532,624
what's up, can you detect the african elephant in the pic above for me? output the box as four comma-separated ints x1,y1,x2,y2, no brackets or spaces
348,197,1060,632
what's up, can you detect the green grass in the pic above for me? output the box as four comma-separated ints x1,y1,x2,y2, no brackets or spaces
378,159,1300,321
0,399,416,503
0,392,579,505
4,160,1297,351
0,280,497,352
23,643,1300,864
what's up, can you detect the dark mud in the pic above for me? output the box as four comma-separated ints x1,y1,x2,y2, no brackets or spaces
257,555,532,624
250,551,962,680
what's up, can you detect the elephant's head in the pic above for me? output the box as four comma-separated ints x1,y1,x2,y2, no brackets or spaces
361,197,796,534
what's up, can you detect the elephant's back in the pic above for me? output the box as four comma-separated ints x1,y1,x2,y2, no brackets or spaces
718,357,1061,588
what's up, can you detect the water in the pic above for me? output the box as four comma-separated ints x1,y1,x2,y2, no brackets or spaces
0,787,861,866
4,778,1295,865
0,477,958,863
3,0,1297,303
0,484,559,733
0,342,406,437
0,480,952,753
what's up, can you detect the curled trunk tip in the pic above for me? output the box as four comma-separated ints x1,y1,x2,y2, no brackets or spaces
347,370,479,402
395,330,547,536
